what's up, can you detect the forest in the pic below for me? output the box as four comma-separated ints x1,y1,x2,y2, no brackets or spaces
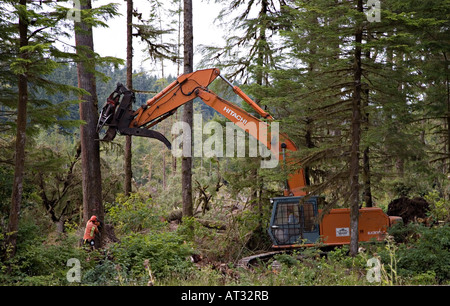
0,0,449,287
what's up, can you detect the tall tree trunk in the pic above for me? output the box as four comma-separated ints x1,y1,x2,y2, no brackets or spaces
6,0,28,259
362,50,373,207
349,0,363,256
445,52,450,173
181,0,194,218
362,146,373,207
75,0,104,246
172,0,183,176
252,0,268,245
255,0,268,88
124,0,133,196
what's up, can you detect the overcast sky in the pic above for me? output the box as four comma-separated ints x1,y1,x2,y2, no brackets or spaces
91,0,226,78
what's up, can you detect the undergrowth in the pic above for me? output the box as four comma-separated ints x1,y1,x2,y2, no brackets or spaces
1,194,449,286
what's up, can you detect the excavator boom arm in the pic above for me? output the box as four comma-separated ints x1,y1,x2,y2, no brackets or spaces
97,68,306,196
131,68,221,128
195,88,307,196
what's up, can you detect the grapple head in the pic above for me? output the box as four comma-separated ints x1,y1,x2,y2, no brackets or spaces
96,83,172,149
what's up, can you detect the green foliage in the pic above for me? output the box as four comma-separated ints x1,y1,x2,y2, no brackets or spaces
424,190,450,222
2,192,448,286
82,256,128,286
176,216,229,261
106,193,166,234
0,1,89,135
388,224,450,283
1,0,450,287
235,248,365,286
0,213,86,285
177,202,272,263
101,195,196,283
109,231,194,282
0,167,13,216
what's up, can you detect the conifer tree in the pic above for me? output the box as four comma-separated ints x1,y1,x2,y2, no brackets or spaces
7,0,29,259
198,0,295,249
261,0,434,254
0,0,85,258
182,0,194,218
72,0,121,247
125,0,133,197
74,0,104,240
390,0,450,173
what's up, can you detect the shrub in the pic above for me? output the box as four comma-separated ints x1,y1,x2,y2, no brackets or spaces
106,193,166,234
109,231,194,282
387,223,450,283
424,190,450,222
82,257,127,286
236,248,365,286
1,233,87,285
0,212,87,285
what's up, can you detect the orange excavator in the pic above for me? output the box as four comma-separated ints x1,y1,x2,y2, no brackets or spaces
97,68,401,254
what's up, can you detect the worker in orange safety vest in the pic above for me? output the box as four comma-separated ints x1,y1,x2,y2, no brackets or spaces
83,215,101,249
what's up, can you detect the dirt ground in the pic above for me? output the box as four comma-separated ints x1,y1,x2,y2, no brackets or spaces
387,196,430,224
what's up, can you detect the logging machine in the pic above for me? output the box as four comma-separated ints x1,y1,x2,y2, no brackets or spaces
96,68,402,253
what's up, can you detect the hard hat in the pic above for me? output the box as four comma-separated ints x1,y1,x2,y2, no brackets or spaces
90,215,98,221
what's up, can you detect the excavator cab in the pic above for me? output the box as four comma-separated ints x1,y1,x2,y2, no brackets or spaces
268,196,321,247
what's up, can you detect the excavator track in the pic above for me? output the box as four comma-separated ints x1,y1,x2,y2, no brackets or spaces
237,246,335,269
237,251,286,269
